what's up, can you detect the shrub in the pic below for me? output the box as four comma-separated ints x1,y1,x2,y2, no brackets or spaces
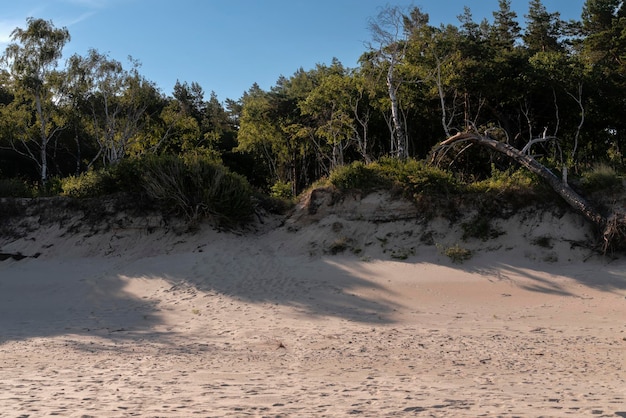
329,161,389,191
0,178,34,198
327,158,459,198
60,169,111,198
141,154,253,227
467,165,538,196
580,163,622,193
444,244,473,263
532,235,553,248
59,158,146,198
109,158,148,194
375,157,459,196
327,237,349,255
461,215,504,241
270,180,293,200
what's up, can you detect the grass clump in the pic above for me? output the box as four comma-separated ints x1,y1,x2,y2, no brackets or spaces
461,215,505,241
327,236,350,255
443,244,473,263
532,235,553,249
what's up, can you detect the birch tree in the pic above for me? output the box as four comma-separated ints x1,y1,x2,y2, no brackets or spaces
66,49,159,167
1,18,70,187
367,6,410,158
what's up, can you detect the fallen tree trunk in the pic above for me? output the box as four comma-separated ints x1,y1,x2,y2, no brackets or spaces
434,132,626,253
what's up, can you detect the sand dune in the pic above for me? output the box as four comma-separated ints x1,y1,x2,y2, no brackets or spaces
1,193,626,417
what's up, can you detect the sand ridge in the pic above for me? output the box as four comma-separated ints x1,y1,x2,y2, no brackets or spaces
1,194,626,417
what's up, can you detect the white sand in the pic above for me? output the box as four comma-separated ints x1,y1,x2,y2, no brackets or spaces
1,193,626,417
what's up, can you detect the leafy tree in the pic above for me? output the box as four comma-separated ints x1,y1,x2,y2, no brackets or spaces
1,18,70,186
582,0,626,64
299,59,355,172
405,14,461,138
168,82,237,158
172,80,205,122
66,49,161,167
367,5,412,158
202,91,237,152
580,0,626,162
236,83,286,188
154,96,202,156
237,70,321,195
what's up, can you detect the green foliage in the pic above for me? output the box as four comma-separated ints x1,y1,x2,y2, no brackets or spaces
0,178,35,198
3,18,71,185
59,158,145,198
443,244,473,263
1,2,625,217
60,170,111,198
461,215,504,241
375,157,459,196
270,180,293,200
328,158,459,200
468,165,536,193
580,163,623,193
140,154,253,227
328,161,390,191
54,154,254,226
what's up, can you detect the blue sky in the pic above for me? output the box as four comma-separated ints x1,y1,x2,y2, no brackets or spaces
1,0,586,102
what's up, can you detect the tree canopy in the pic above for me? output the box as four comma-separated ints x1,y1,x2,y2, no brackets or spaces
0,1,624,197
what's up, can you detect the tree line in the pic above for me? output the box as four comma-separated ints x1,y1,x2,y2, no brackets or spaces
0,0,624,197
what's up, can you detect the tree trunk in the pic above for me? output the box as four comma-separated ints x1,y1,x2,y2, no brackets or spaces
34,91,48,187
387,64,407,159
434,132,626,253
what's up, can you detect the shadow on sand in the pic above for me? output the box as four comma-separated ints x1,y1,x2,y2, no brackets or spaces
0,245,399,345
2,233,625,347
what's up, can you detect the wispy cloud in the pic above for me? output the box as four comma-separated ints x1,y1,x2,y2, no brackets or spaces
61,0,112,9
57,0,121,27
62,11,97,27
61,0,99,7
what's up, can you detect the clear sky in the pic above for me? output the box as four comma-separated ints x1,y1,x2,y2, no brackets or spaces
0,0,586,102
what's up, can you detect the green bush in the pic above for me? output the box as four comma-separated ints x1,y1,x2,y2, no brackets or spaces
580,163,623,193
141,154,253,226
60,169,111,198
270,180,293,200
375,157,459,196
59,158,146,198
461,215,504,241
0,178,34,198
54,154,253,226
467,165,538,195
329,161,390,191
328,158,459,197
108,158,147,194
444,244,473,263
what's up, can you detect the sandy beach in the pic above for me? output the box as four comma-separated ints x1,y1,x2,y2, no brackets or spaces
1,193,625,417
